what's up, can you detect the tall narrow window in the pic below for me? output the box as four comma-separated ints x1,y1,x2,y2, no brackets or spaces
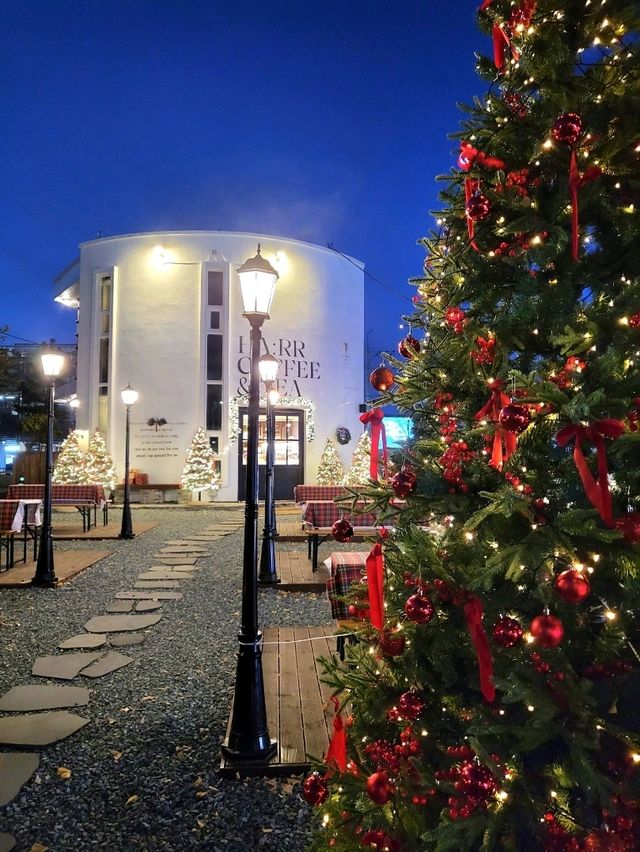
97,272,112,434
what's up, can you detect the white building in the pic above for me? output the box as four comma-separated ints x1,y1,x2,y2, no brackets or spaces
54,231,365,501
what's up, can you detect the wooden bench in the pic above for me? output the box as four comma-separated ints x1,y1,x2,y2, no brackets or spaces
305,526,376,571
326,551,370,659
0,528,15,572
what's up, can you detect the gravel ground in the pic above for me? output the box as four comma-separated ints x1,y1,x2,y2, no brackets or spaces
0,507,334,851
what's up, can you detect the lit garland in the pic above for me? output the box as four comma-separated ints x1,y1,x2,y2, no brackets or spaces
228,393,316,443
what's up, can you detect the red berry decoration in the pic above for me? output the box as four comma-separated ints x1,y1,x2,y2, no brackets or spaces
552,112,583,146
398,334,420,358
466,193,491,222
369,366,395,392
301,771,328,806
404,591,435,624
498,403,530,434
492,615,524,648
391,470,417,498
331,518,354,543
445,306,466,326
555,568,591,603
398,690,426,720
629,312,640,329
361,830,401,852
366,771,394,805
615,512,640,545
530,614,564,648
378,630,406,657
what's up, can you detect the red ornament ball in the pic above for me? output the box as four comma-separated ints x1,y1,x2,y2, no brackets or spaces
552,112,583,146
366,771,395,805
378,630,406,657
555,568,591,603
615,512,640,545
492,615,524,648
404,591,435,624
466,193,491,222
458,760,498,798
332,518,354,543
530,614,564,648
301,771,328,806
391,470,417,498
361,830,401,852
398,690,426,720
398,334,420,359
498,403,530,434
628,312,640,329
369,366,395,392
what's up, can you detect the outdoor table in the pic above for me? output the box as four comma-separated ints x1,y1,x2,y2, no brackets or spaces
7,484,108,532
0,498,43,566
293,485,353,504
325,550,369,660
302,500,378,528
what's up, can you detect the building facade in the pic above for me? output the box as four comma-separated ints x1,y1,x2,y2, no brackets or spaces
55,231,365,501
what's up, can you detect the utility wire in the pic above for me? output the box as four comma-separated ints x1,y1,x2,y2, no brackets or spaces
327,243,415,304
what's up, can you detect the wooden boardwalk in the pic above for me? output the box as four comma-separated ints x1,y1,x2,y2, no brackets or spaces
276,551,329,592
220,625,337,777
0,550,112,588
275,521,307,542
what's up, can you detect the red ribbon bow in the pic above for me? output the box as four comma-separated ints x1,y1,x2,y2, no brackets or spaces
359,409,387,480
556,419,624,527
365,542,385,631
325,695,347,772
458,141,506,173
474,380,516,471
463,596,495,702
478,0,520,71
568,156,602,262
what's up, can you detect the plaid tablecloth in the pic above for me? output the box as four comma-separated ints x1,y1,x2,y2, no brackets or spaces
293,485,354,504
302,500,378,528
8,484,106,509
0,500,19,532
326,551,369,619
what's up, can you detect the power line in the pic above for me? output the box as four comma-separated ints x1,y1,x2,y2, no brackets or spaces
327,244,414,304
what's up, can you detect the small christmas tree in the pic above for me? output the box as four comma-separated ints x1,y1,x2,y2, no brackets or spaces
316,438,345,485
53,431,86,484
180,427,219,499
85,430,116,492
343,430,370,486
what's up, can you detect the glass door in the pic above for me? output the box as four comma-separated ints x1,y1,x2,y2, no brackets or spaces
237,408,305,501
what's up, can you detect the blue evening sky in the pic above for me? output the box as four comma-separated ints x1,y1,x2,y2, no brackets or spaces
0,0,485,364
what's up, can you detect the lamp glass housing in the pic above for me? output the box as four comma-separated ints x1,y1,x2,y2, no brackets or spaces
41,352,65,377
259,354,280,383
121,384,139,406
237,246,279,316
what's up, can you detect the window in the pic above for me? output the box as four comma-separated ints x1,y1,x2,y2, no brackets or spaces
207,271,223,306
206,384,222,431
206,334,223,381
99,338,109,384
210,311,220,329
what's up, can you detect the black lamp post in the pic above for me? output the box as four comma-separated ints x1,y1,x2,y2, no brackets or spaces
259,353,280,584
222,244,278,763
119,383,139,539
32,348,66,587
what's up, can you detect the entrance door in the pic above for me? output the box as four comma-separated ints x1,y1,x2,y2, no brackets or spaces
237,408,304,501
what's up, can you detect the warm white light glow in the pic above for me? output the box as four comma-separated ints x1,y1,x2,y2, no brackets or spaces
41,351,65,377
121,384,139,406
259,353,279,383
237,245,279,316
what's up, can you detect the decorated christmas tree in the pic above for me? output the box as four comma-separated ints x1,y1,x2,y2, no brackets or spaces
180,427,219,499
316,438,345,485
85,430,116,492
52,430,86,484
343,430,371,487
308,2,640,849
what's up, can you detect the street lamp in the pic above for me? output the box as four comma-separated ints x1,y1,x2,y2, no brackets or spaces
32,347,66,587
119,383,139,540
222,244,278,763
258,353,280,585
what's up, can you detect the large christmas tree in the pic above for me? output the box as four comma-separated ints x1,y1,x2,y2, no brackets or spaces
308,2,640,849
343,431,371,487
317,438,345,485
52,430,86,484
180,427,219,498
85,430,116,492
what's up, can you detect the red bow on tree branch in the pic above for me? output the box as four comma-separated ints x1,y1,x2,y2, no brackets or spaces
458,141,506,172
474,379,516,471
359,409,387,480
556,419,625,527
325,695,347,772
365,542,385,631
568,156,602,262
463,596,495,702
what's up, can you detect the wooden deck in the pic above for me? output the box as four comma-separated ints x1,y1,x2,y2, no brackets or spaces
53,520,158,540
274,521,307,542
0,550,112,588
276,551,329,592
220,625,337,777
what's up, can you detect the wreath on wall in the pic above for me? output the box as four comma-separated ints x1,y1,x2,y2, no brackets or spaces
335,427,351,445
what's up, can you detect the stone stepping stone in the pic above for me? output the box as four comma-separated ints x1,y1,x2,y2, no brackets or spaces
157,546,207,553
80,651,133,678
116,590,183,600
137,572,192,582
32,652,104,681
164,540,210,546
150,564,197,571
135,599,162,612
109,633,145,647
135,581,181,589
0,685,90,712
59,633,107,650
0,711,89,746
0,833,16,852
155,555,197,564
0,753,40,805
105,600,135,613
84,613,162,633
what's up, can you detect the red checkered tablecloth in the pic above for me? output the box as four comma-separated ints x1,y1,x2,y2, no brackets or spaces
293,485,354,503
8,484,106,509
0,500,19,532
326,551,369,619
302,500,378,528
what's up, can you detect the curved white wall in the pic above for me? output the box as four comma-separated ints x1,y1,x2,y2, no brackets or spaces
74,231,365,500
